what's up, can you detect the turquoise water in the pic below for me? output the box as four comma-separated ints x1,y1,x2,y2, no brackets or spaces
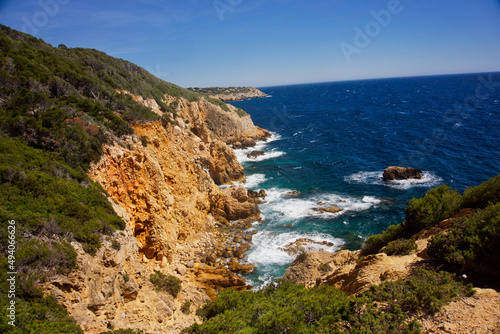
228,73,500,288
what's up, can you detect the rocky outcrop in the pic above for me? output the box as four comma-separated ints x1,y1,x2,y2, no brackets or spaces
248,189,267,204
222,185,261,221
43,216,211,333
280,239,335,257
383,166,422,180
209,140,245,185
191,264,249,300
282,190,301,198
284,226,433,293
202,99,271,146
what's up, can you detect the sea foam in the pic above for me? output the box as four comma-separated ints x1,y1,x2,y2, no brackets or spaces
345,171,442,190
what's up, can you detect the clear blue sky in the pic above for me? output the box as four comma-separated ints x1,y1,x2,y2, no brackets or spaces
1,0,499,88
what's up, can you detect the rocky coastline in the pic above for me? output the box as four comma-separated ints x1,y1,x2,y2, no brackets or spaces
43,90,271,333
189,86,268,102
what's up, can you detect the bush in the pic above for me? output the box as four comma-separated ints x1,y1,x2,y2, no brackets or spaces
427,202,500,277
462,174,500,209
186,280,422,334
403,185,463,236
205,97,230,112
236,108,247,117
363,269,474,315
150,271,181,297
181,301,191,314
111,239,121,251
360,223,404,256
383,238,418,256
0,137,125,256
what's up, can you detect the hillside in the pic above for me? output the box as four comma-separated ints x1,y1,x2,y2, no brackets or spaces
0,24,269,333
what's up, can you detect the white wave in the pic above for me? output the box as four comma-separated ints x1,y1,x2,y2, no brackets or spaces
233,132,284,164
244,173,267,189
245,273,276,290
246,230,343,266
345,171,442,190
259,187,381,223
267,132,282,143
236,148,285,163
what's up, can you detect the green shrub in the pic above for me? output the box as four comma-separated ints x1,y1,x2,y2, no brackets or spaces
383,238,418,256
236,108,247,117
123,273,130,283
187,280,422,334
427,202,500,277
15,239,77,274
360,223,404,255
363,269,474,315
403,185,463,236
181,301,191,314
205,97,230,112
139,136,147,147
319,263,331,273
111,239,121,251
462,174,500,209
150,271,181,297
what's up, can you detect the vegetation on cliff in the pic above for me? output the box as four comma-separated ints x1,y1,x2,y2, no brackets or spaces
361,174,500,282
184,269,474,333
0,24,250,332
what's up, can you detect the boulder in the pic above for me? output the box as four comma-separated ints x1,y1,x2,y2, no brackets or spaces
248,189,266,198
193,264,249,299
282,190,301,198
383,166,422,181
280,238,335,256
229,262,255,274
246,150,265,159
222,186,260,220
311,206,342,214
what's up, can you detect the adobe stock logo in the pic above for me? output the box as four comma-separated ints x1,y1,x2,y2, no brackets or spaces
21,0,69,36
340,0,407,63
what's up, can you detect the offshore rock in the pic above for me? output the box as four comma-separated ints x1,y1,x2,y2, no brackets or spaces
246,150,265,159
383,166,422,181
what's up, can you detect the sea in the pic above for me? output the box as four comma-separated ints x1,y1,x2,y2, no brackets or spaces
227,72,500,289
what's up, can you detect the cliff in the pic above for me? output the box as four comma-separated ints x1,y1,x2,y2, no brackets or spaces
53,92,268,333
0,24,269,333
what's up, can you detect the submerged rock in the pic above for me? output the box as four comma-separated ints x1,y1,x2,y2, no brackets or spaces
383,166,422,181
246,150,265,159
282,190,301,198
311,206,342,214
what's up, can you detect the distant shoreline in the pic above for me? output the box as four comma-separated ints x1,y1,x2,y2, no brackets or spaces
188,86,268,102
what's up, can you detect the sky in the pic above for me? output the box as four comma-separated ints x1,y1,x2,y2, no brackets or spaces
0,0,499,88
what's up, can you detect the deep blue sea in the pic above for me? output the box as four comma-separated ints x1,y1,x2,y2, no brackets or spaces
228,73,500,288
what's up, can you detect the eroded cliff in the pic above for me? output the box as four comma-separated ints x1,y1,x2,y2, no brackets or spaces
44,94,269,333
